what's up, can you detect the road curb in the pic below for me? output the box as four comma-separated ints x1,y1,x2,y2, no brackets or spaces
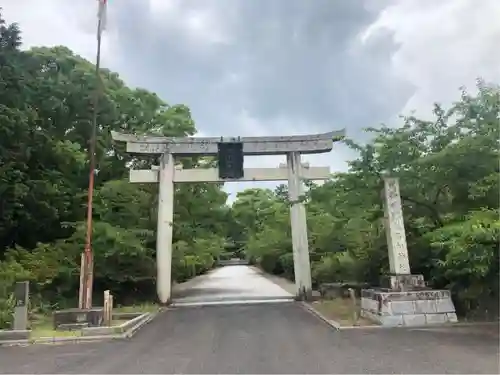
334,319,500,331
0,311,159,347
300,302,341,330
300,302,392,331
301,303,499,331
122,310,158,338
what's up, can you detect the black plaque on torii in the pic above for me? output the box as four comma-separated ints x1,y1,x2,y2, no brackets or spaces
217,141,244,179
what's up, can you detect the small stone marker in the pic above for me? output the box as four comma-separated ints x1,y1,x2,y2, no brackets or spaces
13,281,29,331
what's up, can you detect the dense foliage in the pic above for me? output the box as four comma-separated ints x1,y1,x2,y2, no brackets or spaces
0,14,498,328
236,81,499,319
0,15,230,327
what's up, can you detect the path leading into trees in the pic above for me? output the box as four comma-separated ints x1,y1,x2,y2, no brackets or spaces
0,266,498,374
171,265,293,306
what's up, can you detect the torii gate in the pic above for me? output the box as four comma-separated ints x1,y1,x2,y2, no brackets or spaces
111,130,345,304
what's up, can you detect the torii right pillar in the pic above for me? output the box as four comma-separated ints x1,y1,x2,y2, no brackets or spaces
287,152,313,301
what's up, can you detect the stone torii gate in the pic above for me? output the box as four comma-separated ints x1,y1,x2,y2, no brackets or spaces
111,130,345,304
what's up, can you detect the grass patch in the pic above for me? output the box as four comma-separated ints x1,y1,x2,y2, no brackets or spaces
310,298,377,327
26,303,157,339
113,302,159,314
29,314,82,339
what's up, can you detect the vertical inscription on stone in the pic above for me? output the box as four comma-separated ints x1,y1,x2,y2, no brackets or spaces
383,177,411,274
13,281,29,330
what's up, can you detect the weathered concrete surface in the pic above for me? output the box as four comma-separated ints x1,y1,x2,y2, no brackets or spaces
172,265,293,305
0,329,30,342
0,304,498,374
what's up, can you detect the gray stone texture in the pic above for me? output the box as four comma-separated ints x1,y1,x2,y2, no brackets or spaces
53,308,104,329
360,287,457,327
391,300,415,315
381,274,426,291
0,329,30,341
402,313,426,326
414,299,437,314
436,297,456,313
447,312,459,323
425,313,448,324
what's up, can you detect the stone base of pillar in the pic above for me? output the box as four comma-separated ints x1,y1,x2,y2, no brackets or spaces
294,287,314,302
360,275,457,327
380,274,426,291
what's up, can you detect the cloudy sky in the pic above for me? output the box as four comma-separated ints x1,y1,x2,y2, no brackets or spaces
2,0,499,200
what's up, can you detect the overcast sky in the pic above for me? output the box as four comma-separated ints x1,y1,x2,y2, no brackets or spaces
2,0,499,200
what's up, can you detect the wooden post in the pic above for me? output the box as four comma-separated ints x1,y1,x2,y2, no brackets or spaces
78,253,85,308
109,294,114,325
348,288,358,326
103,290,112,326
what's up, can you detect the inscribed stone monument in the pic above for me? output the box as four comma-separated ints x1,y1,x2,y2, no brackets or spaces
360,176,458,327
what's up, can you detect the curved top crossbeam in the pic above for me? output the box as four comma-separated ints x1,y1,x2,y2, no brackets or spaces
110,129,345,156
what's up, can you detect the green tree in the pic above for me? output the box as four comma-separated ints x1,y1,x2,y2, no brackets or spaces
0,12,230,327
232,81,499,318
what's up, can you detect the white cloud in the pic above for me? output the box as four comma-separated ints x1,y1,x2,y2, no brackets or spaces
1,0,119,67
361,0,500,118
3,0,497,202
2,0,232,67
148,0,233,47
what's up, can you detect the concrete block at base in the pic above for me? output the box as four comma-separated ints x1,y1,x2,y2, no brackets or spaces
414,299,437,314
390,300,415,315
436,298,456,313
447,312,458,323
81,326,114,336
81,312,150,337
425,313,448,325
0,329,30,341
361,287,457,327
378,315,404,327
53,308,103,329
112,312,143,320
403,314,426,326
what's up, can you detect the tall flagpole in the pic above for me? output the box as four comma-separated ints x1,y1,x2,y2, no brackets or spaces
79,0,106,310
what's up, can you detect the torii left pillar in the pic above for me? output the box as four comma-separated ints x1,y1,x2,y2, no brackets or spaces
287,152,312,300
157,153,175,305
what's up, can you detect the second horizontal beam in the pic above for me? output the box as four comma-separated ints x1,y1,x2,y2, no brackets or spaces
130,167,331,183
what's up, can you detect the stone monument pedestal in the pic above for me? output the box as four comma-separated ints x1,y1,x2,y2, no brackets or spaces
363,176,458,327
361,275,457,327
53,308,104,330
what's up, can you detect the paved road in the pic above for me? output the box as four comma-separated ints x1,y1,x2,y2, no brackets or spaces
172,265,293,305
0,266,498,374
